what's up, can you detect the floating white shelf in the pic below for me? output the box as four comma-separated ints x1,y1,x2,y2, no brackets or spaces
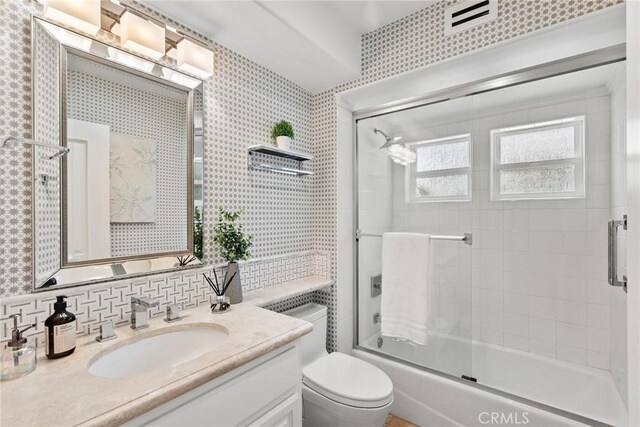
247,145,313,176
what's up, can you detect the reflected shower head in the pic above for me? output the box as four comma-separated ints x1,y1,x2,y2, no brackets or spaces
373,128,403,149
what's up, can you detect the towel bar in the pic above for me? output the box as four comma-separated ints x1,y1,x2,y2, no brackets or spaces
356,230,473,246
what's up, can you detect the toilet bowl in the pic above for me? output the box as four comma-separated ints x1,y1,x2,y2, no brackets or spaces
284,303,393,427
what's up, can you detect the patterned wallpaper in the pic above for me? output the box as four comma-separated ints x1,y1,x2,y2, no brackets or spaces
0,0,315,298
32,21,61,285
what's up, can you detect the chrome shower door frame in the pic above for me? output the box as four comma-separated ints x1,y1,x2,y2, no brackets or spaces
351,44,626,426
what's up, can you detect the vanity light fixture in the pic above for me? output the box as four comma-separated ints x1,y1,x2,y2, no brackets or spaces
42,0,101,35
120,11,165,60
38,1,215,80
177,38,214,79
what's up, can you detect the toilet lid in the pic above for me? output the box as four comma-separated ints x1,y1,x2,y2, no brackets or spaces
302,352,393,408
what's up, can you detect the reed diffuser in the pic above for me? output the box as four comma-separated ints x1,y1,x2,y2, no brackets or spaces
203,269,236,313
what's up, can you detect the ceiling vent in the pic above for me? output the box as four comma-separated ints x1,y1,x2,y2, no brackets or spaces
444,0,498,36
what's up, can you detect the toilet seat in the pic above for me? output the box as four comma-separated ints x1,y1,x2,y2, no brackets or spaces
302,352,393,409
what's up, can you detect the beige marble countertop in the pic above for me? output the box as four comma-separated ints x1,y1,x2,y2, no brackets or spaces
0,305,312,427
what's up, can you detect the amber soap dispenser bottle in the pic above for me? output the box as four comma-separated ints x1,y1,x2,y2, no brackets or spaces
44,295,77,359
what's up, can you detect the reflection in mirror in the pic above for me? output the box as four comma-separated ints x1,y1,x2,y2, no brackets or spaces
64,52,190,263
193,88,204,259
31,18,204,291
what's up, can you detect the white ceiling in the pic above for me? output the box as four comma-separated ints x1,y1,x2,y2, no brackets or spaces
141,1,437,93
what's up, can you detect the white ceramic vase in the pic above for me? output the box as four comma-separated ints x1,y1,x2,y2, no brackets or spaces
276,136,291,150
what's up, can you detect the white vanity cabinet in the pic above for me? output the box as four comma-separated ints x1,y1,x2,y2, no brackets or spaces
127,344,302,427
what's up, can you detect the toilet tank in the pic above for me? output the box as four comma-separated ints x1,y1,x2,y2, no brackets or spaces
283,303,328,367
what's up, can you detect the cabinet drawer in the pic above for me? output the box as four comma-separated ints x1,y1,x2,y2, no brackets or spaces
246,393,300,427
137,346,300,426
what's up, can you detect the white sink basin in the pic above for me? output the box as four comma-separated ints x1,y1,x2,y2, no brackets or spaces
88,325,229,378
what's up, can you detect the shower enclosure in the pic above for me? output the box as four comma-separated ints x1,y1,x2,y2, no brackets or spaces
353,50,629,426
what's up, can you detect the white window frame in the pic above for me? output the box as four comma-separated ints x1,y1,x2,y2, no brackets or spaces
405,134,472,203
490,116,586,201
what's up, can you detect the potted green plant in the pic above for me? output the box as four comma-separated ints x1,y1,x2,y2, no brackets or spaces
213,208,253,303
271,120,294,150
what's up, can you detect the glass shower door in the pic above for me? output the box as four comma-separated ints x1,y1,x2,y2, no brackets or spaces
355,114,474,381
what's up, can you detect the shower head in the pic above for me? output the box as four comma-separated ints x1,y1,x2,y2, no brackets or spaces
373,128,403,149
373,128,415,165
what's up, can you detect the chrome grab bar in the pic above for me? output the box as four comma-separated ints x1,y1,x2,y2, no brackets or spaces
608,215,627,292
356,230,473,246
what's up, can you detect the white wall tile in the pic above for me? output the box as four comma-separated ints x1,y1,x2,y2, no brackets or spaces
557,322,587,349
503,313,528,337
529,339,556,358
557,344,588,365
504,333,529,352
556,300,587,326
587,351,610,370
529,296,557,320
530,318,557,343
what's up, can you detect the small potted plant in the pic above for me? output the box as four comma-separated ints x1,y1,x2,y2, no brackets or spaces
213,208,253,304
271,120,294,150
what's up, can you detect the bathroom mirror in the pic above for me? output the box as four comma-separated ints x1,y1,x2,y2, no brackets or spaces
32,17,204,291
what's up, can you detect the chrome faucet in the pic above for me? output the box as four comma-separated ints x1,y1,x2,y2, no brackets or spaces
130,296,159,330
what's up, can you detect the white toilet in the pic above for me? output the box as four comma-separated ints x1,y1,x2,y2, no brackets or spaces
284,303,393,427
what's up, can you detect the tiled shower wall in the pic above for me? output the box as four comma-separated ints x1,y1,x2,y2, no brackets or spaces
313,0,623,351
384,89,614,370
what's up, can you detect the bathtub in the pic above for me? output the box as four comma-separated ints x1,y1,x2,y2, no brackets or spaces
355,334,627,426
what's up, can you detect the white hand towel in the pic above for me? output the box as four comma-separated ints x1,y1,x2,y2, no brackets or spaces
380,232,431,346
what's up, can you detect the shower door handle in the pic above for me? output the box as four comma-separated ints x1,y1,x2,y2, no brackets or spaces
608,215,627,292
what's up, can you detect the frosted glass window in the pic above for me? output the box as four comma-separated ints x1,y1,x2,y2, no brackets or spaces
406,134,471,203
417,141,469,172
499,166,575,194
416,175,468,197
491,117,585,200
499,127,575,164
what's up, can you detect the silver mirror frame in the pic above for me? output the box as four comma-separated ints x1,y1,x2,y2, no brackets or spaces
32,16,204,292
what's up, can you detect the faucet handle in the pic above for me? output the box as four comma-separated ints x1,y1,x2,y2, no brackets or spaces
131,295,159,308
96,320,116,342
164,304,182,323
